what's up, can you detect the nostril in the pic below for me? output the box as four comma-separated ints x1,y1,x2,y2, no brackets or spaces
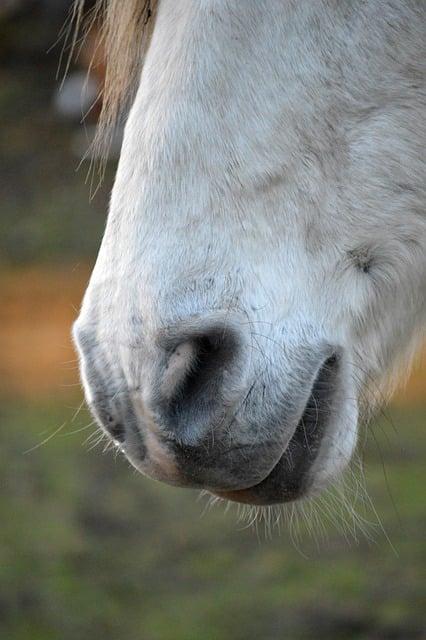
156,326,243,443
169,335,220,405
106,414,126,443
91,405,126,443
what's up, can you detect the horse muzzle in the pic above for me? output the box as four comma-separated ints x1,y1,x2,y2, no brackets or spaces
73,313,357,505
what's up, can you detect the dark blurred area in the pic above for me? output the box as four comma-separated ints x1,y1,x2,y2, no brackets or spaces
0,4,425,640
0,0,109,266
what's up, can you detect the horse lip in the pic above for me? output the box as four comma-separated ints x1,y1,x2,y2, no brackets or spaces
127,349,342,500
209,440,293,504
160,354,331,491
210,352,342,504
164,438,290,491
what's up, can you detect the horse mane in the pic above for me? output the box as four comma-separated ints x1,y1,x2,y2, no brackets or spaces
71,0,157,161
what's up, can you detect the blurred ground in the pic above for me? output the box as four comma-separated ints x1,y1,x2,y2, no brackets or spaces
0,6,425,640
1,395,425,640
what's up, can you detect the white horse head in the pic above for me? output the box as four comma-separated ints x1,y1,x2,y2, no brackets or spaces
73,0,425,505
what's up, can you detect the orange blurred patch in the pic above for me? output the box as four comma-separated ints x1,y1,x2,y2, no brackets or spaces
393,346,426,407
0,265,90,398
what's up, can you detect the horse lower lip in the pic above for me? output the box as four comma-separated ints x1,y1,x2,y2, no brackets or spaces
208,437,292,505
210,444,304,506
211,354,341,505
211,455,288,505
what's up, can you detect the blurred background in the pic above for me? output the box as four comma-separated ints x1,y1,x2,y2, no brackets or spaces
0,3,425,639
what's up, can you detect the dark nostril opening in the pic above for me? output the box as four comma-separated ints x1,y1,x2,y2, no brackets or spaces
101,412,126,443
172,335,219,405
157,327,241,442
109,421,126,443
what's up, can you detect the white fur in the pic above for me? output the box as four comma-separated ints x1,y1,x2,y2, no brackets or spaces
74,0,426,498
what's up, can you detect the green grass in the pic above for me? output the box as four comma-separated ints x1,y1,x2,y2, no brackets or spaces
0,398,424,640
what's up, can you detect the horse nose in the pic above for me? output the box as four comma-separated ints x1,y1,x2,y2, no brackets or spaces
148,320,247,445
